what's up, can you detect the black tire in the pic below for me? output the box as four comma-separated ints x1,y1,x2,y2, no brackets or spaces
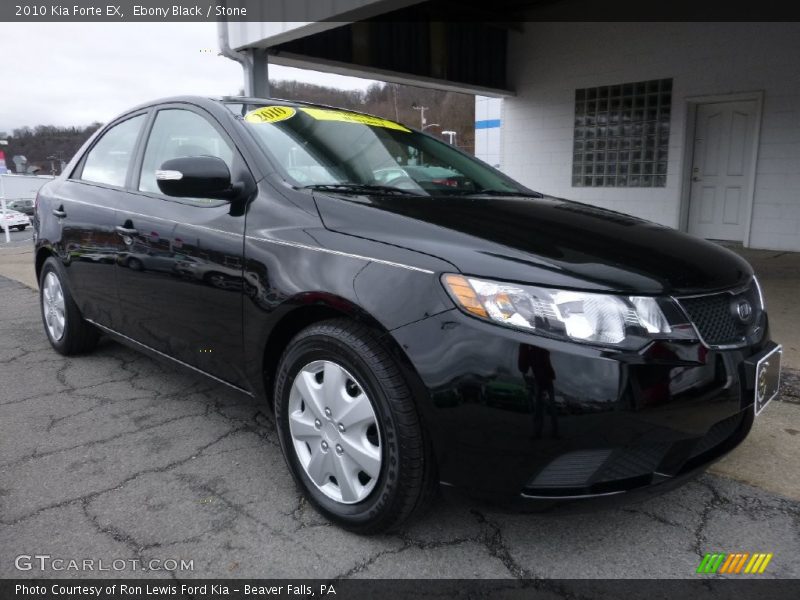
274,319,437,534
39,257,100,355
127,257,143,271
203,272,226,288
15,225,27,231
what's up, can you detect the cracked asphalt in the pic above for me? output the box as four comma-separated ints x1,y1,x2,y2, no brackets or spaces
1,274,799,580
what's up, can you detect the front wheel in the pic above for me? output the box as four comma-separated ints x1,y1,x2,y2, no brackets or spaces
126,257,143,271
39,257,100,355
274,319,436,533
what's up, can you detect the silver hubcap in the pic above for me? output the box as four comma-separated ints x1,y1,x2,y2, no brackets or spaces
42,272,66,341
288,360,382,504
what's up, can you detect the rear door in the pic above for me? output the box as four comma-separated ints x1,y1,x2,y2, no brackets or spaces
55,112,148,327
114,105,249,387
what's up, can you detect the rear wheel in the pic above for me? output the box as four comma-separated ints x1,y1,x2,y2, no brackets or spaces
39,257,100,355
274,319,436,533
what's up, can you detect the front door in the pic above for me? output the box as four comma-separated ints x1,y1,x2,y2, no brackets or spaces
688,100,758,241
114,106,249,388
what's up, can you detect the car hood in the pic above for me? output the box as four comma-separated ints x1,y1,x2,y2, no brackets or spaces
313,193,753,295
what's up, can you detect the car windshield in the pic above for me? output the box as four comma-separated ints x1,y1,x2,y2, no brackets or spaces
226,103,533,197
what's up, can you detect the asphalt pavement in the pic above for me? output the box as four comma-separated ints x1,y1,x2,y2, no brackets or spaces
0,225,34,249
1,272,799,580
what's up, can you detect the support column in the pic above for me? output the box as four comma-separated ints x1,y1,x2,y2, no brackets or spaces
243,48,270,98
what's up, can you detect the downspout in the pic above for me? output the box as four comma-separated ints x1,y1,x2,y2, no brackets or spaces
217,19,253,95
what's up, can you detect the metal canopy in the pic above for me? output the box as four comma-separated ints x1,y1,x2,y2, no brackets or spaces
218,0,521,97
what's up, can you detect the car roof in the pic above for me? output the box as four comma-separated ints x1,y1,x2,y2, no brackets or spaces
116,95,406,129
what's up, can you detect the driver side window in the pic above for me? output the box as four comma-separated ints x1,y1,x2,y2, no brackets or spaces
139,109,234,194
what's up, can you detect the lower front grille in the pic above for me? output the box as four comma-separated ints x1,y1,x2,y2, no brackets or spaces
527,450,612,488
524,412,748,496
688,412,744,459
594,442,672,483
677,281,762,347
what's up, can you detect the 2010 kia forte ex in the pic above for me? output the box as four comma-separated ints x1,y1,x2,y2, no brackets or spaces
33,96,782,533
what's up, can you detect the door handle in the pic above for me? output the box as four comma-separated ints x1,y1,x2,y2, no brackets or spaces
115,225,138,235
52,207,66,218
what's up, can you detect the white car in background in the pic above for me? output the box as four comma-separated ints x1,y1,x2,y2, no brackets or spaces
0,208,32,232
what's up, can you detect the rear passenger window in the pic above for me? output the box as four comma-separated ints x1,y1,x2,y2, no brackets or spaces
139,109,234,194
80,114,145,187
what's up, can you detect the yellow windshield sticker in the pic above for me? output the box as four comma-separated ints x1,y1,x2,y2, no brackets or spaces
299,107,410,132
244,106,297,124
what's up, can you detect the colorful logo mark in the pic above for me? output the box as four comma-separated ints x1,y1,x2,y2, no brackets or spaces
696,552,773,574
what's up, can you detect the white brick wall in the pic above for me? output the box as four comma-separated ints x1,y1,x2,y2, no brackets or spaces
503,22,800,251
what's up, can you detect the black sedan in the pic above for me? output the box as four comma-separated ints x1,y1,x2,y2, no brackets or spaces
33,96,781,533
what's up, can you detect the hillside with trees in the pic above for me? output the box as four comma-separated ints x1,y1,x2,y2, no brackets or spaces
2,123,102,175
268,80,475,151
3,81,474,175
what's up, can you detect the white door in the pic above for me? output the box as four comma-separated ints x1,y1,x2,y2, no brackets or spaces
688,100,758,241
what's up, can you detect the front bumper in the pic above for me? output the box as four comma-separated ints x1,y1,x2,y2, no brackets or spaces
391,309,773,504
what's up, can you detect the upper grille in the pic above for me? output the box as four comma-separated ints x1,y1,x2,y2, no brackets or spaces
677,281,761,347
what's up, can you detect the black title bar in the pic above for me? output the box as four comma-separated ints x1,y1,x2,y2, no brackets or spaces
3,0,800,22
3,579,800,600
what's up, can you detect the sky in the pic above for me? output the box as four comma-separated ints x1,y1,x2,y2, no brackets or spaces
0,22,379,133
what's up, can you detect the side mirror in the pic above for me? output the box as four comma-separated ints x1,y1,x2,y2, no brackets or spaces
155,156,236,200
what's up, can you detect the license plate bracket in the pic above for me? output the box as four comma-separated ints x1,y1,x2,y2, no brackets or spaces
754,345,782,416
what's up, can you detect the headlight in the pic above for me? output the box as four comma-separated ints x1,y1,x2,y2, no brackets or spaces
442,274,676,348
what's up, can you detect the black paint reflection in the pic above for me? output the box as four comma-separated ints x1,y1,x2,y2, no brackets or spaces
114,229,248,293
518,344,559,439
64,225,118,265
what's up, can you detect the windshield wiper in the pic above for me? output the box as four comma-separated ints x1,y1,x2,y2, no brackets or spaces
303,183,422,196
464,189,542,197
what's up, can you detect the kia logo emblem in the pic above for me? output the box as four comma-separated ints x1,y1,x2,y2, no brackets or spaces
758,361,769,402
736,299,753,323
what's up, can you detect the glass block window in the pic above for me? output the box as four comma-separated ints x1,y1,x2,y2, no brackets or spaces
572,78,672,188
